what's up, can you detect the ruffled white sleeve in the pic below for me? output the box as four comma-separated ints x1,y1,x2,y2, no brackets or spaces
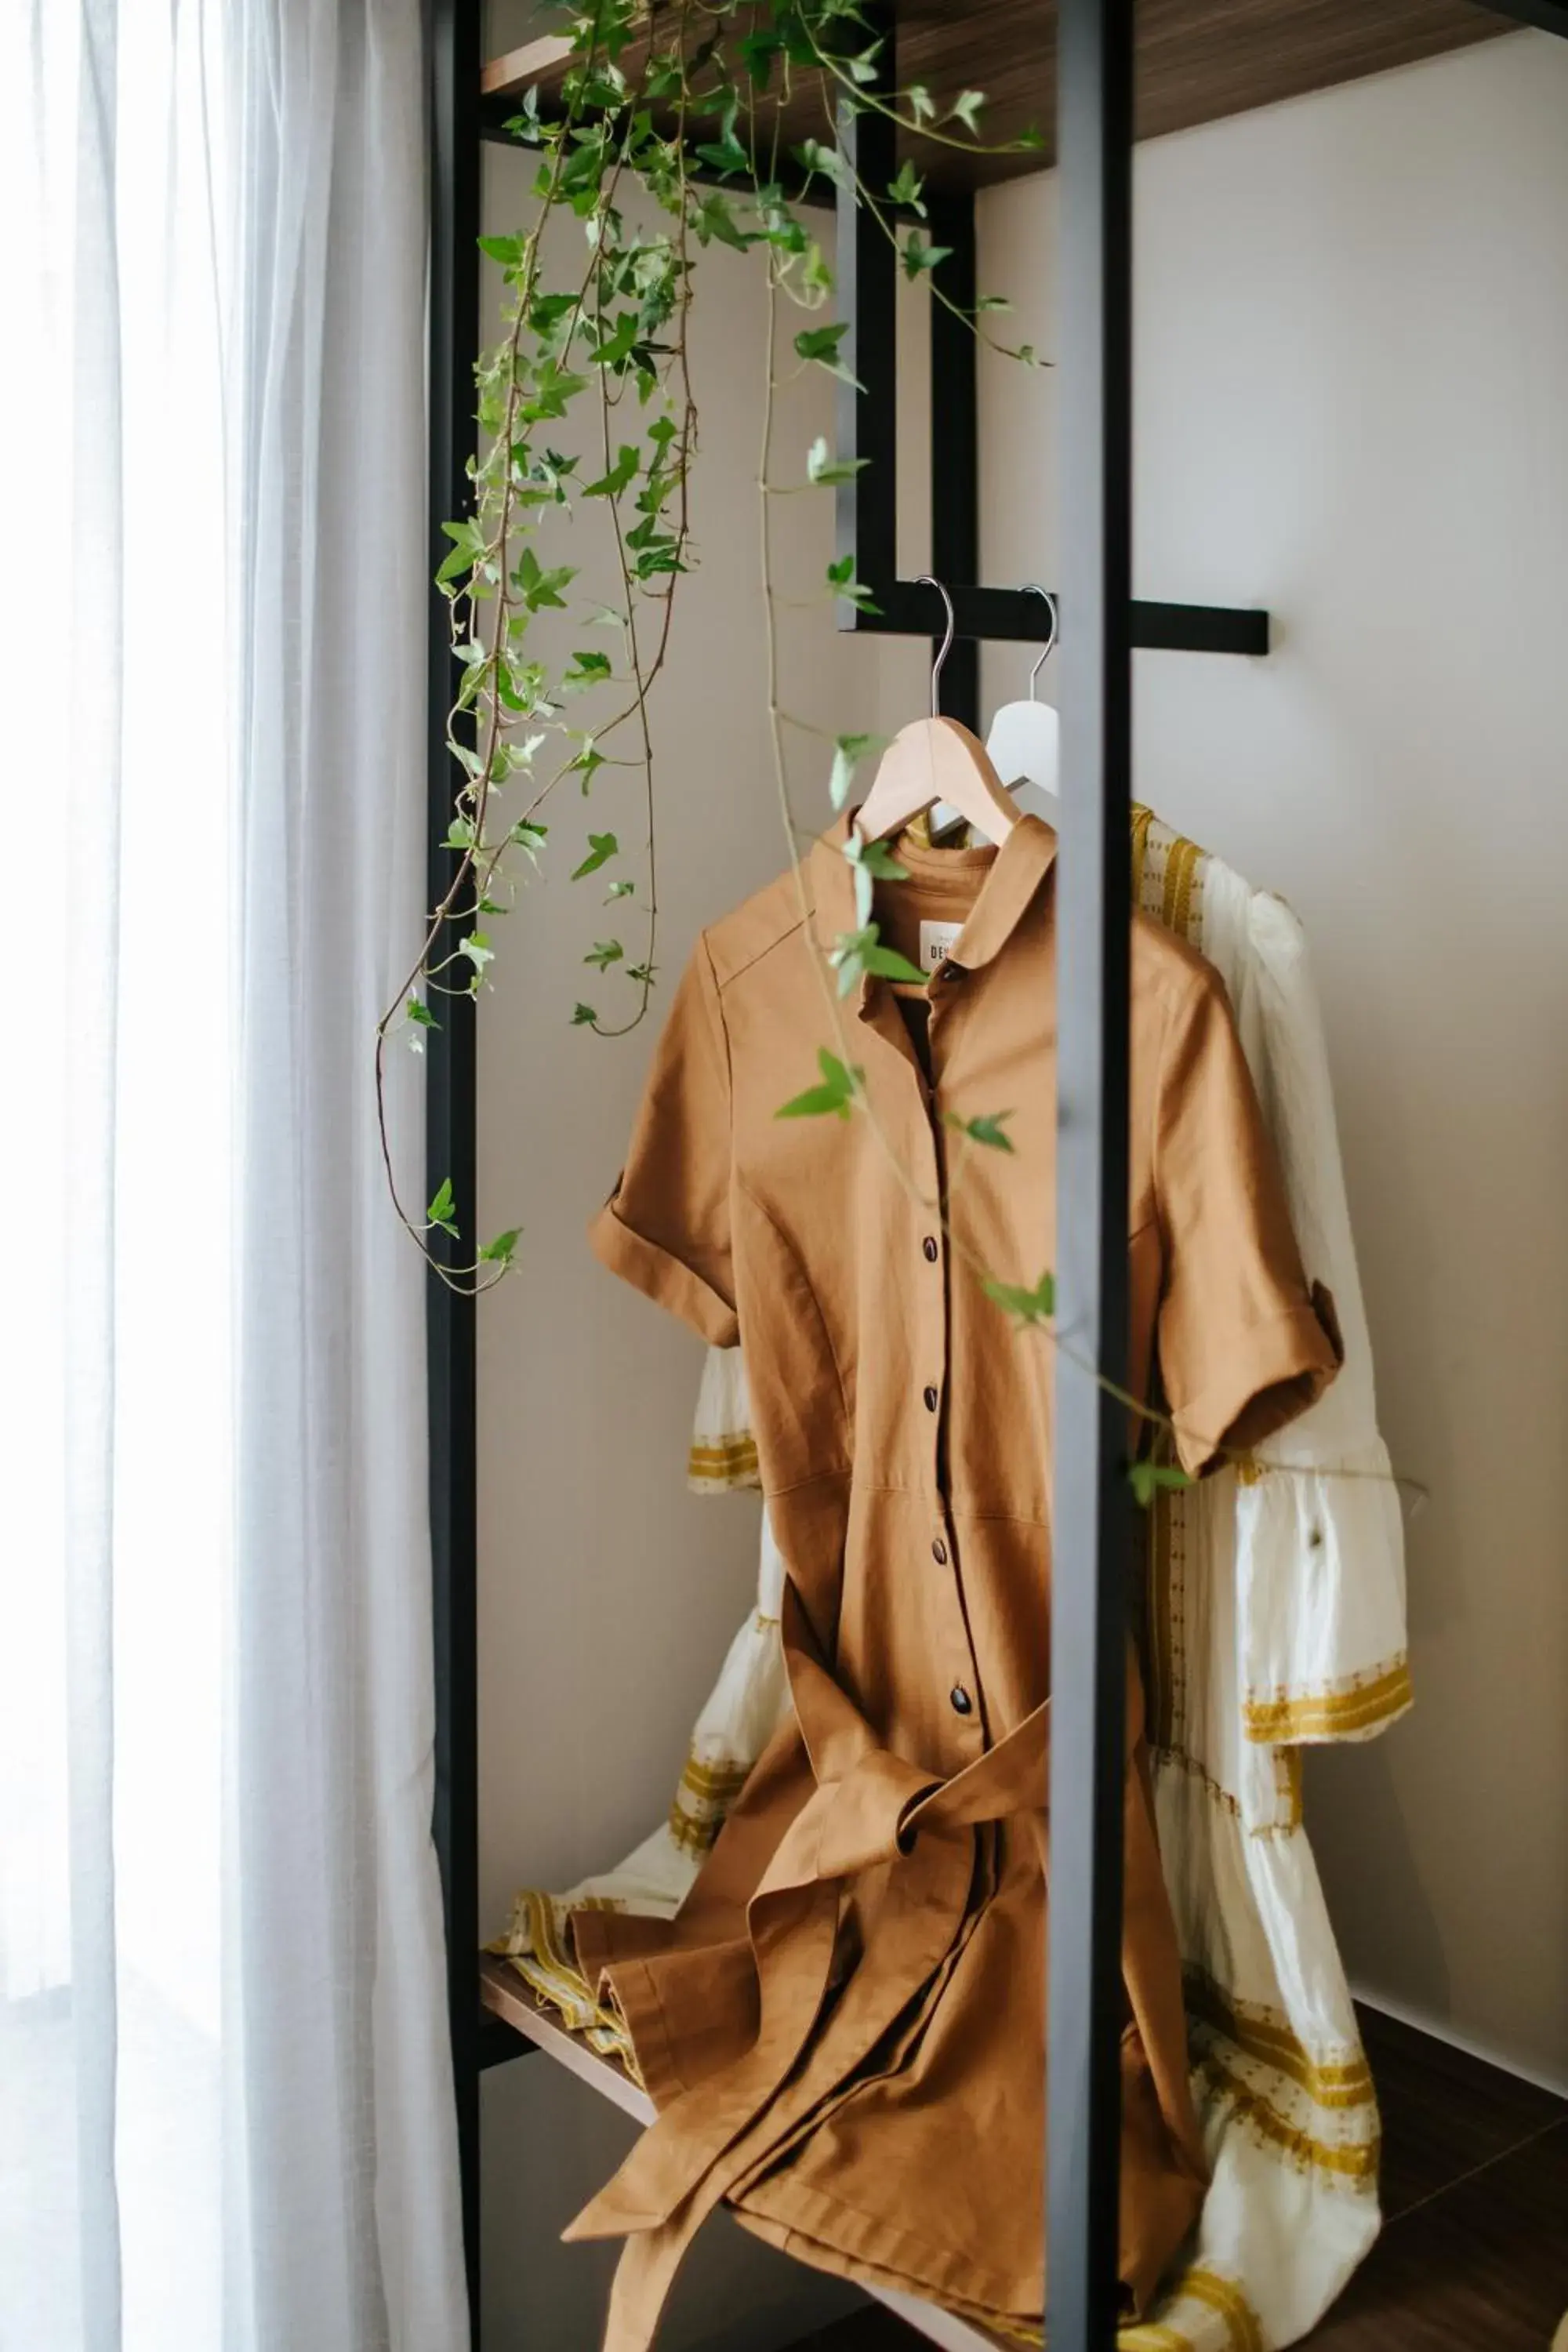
1228,894,1410,1744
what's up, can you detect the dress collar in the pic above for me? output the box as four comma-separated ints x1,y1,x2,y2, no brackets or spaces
808,809,1058,993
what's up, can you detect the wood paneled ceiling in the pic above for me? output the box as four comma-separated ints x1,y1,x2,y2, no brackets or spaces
482,2,1516,188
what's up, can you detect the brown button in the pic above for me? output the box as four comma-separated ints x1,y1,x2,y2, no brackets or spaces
923,1236,939,1263
923,1385,939,1413
931,1538,948,1566
949,1684,974,1716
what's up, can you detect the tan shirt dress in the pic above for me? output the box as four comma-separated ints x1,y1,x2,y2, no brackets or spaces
568,815,1342,2347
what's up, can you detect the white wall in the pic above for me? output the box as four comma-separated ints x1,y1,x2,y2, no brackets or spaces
979,27,1568,2085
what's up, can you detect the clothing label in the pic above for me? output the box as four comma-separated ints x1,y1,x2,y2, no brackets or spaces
919,920,963,975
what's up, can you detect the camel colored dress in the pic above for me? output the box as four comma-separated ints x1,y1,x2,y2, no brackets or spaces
569,815,1341,2347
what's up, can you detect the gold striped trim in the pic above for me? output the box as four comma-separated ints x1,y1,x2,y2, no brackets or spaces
1181,2270,1265,2352
1131,802,1156,907
1161,833,1203,946
677,1754,750,1796
687,1436,760,1486
1244,1657,1412,1743
1198,2050,1381,2183
1184,1968,1374,2109
1120,2325,1192,2352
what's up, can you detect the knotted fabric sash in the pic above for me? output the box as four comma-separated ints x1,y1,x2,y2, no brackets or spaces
565,1582,1184,2351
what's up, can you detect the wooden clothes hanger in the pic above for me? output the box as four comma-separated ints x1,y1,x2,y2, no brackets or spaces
854,576,1019,847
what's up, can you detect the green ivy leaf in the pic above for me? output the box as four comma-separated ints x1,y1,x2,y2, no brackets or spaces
572,830,619,880
826,554,881,615
563,648,614,693
1128,1459,1194,1511
907,84,936,125
478,1227,522,1265
793,138,854,196
807,434,869,488
887,159,927,217
510,818,548,863
983,1269,1057,1326
583,442,640,499
426,1178,460,1239
942,1109,1015,1154
843,829,906,923
459,930,495,976
572,1002,598,1026
949,88,987,135
794,319,863,392
691,190,755,252
406,996,437,1031
513,545,576,610
775,1047,862,1123
861,941,927,984
477,231,526,268
830,731,882,810
829,924,924,995
902,230,953,281
605,877,635,900
584,938,623,971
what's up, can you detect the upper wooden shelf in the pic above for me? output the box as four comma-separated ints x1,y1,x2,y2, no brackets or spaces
481,1,1514,190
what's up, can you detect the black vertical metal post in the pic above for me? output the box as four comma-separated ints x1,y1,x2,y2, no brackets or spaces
835,13,897,612
428,0,482,2334
1049,0,1134,2346
928,191,980,729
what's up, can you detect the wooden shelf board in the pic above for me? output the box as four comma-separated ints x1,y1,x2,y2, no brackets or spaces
477,1954,1003,2350
480,2,1515,187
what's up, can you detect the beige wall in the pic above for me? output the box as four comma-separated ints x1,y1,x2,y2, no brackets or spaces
978,26,1568,2087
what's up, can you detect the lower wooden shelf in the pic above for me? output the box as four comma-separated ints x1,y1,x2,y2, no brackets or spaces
477,1955,1003,2351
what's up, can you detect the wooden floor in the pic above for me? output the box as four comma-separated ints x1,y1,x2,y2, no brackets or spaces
785,2007,1568,2352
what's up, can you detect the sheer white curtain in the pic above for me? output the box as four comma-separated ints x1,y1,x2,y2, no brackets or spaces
0,5,467,2349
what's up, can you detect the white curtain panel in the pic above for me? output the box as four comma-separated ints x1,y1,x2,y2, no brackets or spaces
0,4,467,2350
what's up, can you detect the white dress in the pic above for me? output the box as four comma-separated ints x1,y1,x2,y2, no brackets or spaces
492,808,1409,2350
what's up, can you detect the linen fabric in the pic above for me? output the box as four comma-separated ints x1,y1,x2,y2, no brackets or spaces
563,814,1341,2345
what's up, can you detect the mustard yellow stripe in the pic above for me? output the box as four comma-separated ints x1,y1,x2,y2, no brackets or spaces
677,1755,751,1795
1182,2270,1265,2352
1161,833,1203,946
1131,803,1156,908
1185,1969,1372,2107
1245,1659,1412,1742
1200,2051,1381,2183
687,1437,759,1483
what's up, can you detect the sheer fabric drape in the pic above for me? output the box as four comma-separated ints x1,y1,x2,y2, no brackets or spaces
0,5,466,2347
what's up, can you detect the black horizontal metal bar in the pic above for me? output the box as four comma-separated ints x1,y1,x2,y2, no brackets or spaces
840,575,1268,655
1475,0,1568,32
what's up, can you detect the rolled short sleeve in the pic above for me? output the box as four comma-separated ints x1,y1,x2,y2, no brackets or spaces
588,935,739,1346
1155,965,1342,1478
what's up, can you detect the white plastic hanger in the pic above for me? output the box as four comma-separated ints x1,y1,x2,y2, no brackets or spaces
985,585,1059,804
855,576,1018,847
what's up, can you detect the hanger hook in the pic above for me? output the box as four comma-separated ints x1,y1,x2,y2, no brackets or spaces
916,573,956,719
1023,585,1058,700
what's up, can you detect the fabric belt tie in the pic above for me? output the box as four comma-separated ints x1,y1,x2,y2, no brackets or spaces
564,1584,1064,2351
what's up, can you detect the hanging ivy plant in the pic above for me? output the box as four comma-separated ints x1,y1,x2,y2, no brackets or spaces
375,0,1040,1290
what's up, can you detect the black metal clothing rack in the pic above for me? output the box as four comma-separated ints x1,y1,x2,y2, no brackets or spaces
424,4,1567,2344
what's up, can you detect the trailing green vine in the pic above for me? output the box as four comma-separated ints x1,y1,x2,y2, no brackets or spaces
376,0,1038,1290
